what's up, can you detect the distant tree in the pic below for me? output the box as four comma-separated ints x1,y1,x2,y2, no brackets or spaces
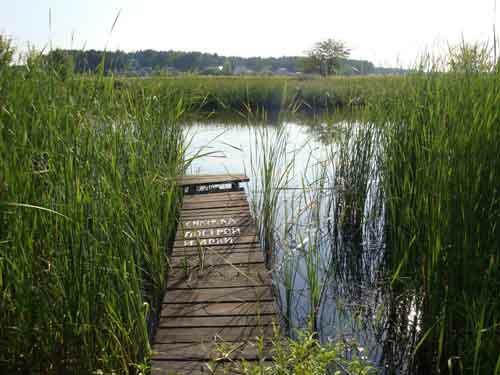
305,38,351,76
45,49,74,80
0,34,14,69
46,46,382,76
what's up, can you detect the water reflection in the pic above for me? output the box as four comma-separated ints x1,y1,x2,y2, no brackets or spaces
184,115,415,374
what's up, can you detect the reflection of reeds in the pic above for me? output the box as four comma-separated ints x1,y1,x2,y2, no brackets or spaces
329,122,383,288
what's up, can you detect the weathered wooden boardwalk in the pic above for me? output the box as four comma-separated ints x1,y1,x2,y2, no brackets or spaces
151,174,277,374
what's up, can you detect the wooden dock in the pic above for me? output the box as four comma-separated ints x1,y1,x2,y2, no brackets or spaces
151,174,277,374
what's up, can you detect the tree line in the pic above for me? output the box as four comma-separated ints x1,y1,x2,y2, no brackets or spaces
43,48,385,76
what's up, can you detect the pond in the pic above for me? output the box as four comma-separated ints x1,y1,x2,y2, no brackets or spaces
184,114,417,374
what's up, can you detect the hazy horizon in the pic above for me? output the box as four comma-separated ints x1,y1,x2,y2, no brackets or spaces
1,0,498,68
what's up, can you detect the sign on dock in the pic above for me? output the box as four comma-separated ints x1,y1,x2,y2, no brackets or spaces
151,174,277,374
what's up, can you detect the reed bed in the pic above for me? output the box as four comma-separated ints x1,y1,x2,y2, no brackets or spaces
2,35,498,374
0,55,185,373
245,62,499,374
120,75,404,114
245,107,385,367
369,67,500,374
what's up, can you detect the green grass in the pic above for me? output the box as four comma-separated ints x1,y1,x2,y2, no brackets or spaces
369,68,500,374
211,325,375,375
243,60,500,374
2,35,499,374
114,75,404,114
0,53,185,373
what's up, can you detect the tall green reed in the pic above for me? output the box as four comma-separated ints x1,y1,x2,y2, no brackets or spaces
370,57,500,374
247,88,296,268
0,47,185,373
246,105,383,345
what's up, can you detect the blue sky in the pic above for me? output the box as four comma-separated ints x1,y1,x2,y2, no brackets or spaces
1,0,498,67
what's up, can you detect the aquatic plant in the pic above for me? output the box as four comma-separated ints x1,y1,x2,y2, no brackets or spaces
121,74,403,115
0,48,185,373
371,58,500,374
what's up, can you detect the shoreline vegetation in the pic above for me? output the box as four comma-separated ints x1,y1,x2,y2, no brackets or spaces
1,35,499,374
99,75,404,114
0,43,186,373
41,48,407,76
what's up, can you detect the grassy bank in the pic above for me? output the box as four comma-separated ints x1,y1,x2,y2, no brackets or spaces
0,57,185,372
113,75,403,114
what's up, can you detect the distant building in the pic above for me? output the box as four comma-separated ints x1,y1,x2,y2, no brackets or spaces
233,65,254,75
275,67,291,75
201,66,224,75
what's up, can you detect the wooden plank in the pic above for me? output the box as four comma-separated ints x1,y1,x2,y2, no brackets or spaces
180,214,251,220
161,301,277,317
151,360,211,375
170,245,262,256
154,325,272,343
153,176,277,374
177,220,255,233
175,227,257,241
177,174,249,187
168,263,270,280
182,197,248,210
163,286,273,304
167,267,271,289
173,235,258,248
182,195,248,209
169,252,265,268
152,341,272,360
170,249,264,262
183,192,247,203
151,360,274,375
178,214,251,224
180,205,250,211
181,205,249,213
159,315,275,328
180,209,251,219
179,216,254,230
182,201,249,210
179,174,247,182
179,213,252,221
167,277,270,290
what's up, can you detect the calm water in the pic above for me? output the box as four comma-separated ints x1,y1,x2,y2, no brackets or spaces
185,121,325,180
184,117,415,374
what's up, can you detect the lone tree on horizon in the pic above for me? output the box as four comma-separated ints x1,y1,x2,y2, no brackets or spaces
305,38,351,76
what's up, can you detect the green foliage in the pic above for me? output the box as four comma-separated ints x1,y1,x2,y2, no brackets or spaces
45,49,75,80
47,49,384,76
121,75,401,114
306,39,351,76
213,326,375,375
0,34,14,69
0,53,185,373
3,43,497,374
370,67,500,374
249,110,295,267
448,40,494,73
222,58,233,75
